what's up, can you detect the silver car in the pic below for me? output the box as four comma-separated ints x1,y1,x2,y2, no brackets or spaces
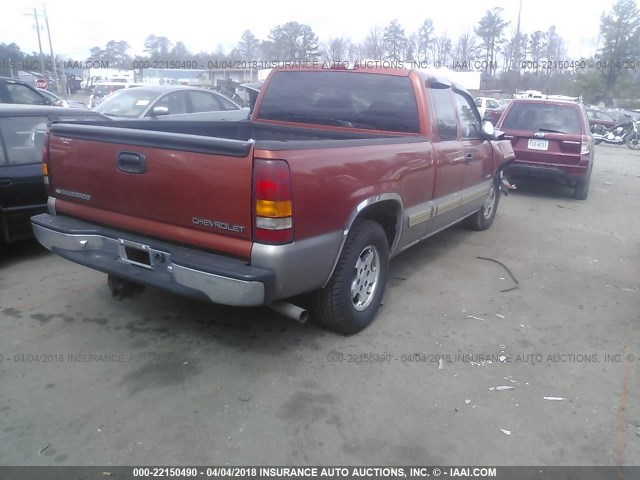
94,86,249,121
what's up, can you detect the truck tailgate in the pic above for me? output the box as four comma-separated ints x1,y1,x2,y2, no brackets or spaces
47,123,254,258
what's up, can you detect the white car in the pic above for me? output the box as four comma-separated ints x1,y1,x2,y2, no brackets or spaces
474,97,501,118
94,86,249,121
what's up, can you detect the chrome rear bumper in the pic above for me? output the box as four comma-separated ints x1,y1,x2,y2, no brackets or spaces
31,213,273,306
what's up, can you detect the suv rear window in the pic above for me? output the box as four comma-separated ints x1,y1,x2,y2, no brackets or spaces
257,71,419,133
502,102,583,135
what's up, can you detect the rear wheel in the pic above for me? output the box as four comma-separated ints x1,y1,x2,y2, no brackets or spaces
311,220,389,335
574,175,590,200
463,183,499,231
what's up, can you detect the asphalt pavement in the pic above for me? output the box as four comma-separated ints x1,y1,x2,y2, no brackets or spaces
0,144,638,466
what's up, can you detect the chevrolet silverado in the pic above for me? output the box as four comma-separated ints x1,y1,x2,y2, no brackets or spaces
31,66,515,334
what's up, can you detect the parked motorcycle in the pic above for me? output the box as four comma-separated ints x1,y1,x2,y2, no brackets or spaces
625,120,640,149
593,117,640,149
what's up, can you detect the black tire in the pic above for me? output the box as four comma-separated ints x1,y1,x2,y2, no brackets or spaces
462,182,500,231
574,175,590,200
594,138,604,145
626,133,640,150
311,220,390,335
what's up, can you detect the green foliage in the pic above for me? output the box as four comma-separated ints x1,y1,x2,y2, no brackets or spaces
383,19,408,61
474,7,510,75
266,22,320,60
596,0,640,101
88,40,131,68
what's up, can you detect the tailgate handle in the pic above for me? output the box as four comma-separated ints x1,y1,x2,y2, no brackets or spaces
117,152,146,174
465,153,473,164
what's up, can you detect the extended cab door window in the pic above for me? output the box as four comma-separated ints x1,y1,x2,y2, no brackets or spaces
430,88,458,141
429,87,465,201
453,90,491,191
453,91,481,139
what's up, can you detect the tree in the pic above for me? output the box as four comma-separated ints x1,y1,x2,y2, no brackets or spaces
87,40,131,68
528,30,545,74
431,33,452,64
417,19,434,61
144,35,171,59
267,22,320,60
0,43,24,77
405,33,419,61
169,41,191,61
383,19,407,61
596,0,640,100
502,29,530,72
323,37,349,62
105,40,131,67
361,27,384,59
237,30,260,60
475,7,510,76
452,32,478,65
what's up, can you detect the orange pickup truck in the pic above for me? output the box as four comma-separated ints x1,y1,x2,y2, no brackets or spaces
31,66,515,334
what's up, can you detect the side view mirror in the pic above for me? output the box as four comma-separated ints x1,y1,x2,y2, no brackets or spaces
482,120,496,138
481,120,505,140
150,106,169,117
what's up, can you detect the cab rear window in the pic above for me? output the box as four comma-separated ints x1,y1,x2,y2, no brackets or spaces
502,103,583,135
257,71,420,133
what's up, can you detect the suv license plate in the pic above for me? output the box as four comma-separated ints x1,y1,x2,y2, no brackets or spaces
528,139,549,150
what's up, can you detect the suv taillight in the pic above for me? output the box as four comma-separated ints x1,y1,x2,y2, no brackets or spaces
252,159,294,244
580,134,592,154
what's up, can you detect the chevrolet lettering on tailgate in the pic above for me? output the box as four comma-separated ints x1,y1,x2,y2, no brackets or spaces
192,217,246,233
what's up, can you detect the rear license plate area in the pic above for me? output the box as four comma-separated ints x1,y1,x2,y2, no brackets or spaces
528,139,549,150
118,240,152,269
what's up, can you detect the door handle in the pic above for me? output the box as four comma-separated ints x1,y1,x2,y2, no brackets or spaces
117,152,146,174
464,153,473,164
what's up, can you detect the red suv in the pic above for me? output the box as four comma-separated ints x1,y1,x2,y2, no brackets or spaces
496,99,594,199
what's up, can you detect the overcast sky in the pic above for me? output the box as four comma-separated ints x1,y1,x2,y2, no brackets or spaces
2,0,616,61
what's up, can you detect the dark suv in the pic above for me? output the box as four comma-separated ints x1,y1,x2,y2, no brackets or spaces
0,77,50,105
0,105,109,243
496,99,594,200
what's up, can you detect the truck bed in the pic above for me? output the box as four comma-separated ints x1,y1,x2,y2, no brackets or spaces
51,119,421,152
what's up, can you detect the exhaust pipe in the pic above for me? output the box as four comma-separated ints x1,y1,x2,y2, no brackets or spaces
269,302,309,323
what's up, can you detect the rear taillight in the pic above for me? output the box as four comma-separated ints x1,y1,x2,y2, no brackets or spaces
253,159,294,244
42,128,51,193
580,134,592,154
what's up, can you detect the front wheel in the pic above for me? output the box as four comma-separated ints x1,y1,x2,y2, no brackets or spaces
311,220,390,335
462,183,500,231
626,133,640,150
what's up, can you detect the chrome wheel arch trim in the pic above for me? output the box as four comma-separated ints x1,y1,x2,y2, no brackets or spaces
322,192,403,288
